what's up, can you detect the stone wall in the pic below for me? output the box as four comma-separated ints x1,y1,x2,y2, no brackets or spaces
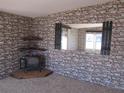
32,0,124,89
0,11,32,78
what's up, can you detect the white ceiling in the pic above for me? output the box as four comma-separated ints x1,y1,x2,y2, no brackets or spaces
0,0,112,17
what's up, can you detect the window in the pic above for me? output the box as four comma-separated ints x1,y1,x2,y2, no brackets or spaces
85,32,102,50
55,21,112,55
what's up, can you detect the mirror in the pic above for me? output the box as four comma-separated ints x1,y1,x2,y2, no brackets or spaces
61,23,103,53
55,22,113,55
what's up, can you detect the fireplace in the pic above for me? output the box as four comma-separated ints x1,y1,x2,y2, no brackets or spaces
20,55,45,71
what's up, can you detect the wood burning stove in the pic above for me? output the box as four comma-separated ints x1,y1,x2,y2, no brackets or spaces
20,55,45,71
19,36,47,71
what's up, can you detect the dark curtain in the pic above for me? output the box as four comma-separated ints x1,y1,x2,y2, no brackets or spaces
55,23,62,49
101,21,113,55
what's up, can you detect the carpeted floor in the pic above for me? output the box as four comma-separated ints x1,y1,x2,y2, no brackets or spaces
0,73,123,93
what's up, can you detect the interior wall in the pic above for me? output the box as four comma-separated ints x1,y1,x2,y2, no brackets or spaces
32,0,124,89
78,29,86,50
0,11,32,78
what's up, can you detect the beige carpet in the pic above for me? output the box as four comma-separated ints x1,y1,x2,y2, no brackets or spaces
0,73,123,93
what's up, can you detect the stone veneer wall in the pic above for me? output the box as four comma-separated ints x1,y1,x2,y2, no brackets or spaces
0,11,33,78
32,0,124,89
